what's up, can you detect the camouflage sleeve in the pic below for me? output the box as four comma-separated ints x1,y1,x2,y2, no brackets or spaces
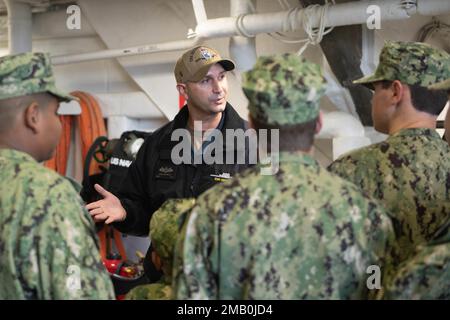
328,153,382,202
20,177,115,300
126,282,172,300
383,244,450,299
173,206,219,299
327,156,358,182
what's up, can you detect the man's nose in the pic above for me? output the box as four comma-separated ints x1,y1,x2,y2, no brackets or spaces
212,80,223,93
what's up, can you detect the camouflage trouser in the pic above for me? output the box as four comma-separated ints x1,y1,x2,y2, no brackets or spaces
125,283,172,300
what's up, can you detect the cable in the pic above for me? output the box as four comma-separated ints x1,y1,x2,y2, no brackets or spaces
235,1,335,55
296,1,335,56
268,32,309,44
236,13,256,37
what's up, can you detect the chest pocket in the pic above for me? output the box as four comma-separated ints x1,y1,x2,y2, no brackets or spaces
154,149,178,181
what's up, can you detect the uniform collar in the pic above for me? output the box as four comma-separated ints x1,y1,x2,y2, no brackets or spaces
390,128,441,139
278,151,319,166
0,148,36,163
173,102,244,133
160,102,246,153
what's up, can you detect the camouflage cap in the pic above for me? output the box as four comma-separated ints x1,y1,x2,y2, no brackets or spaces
150,198,196,264
0,52,76,102
242,53,326,126
428,78,450,91
174,46,235,83
354,41,450,89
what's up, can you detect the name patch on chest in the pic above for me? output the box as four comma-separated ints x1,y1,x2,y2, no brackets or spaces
155,165,177,180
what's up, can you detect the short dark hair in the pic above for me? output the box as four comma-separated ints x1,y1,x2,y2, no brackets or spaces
250,115,317,152
380,80,448,115
0,92,55,133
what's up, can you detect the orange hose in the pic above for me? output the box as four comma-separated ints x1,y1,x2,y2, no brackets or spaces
71,91,107,176
70,91,127,261
46,91,127,261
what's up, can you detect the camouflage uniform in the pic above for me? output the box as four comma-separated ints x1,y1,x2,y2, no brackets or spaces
0,52,75,102
384,218,450,299
174,54,396,300
329,41,450,263
126,198,195,300
352,41,450,90
125,280,173,300
0,149,115,299
382,69,450,300
0,52,114,300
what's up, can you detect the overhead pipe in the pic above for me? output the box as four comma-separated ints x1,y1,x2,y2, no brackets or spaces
51,0,450,65
5,0,32,54
194,0,416,38
52,38,202,65
229,0,257,72
192,0,208,24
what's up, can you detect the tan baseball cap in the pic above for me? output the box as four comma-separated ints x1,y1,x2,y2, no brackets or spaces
174,46,235,83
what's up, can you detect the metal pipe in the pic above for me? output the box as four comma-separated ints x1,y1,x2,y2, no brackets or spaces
51,0,450,65
229,0,257,72
52,38,202,65
191,0,208,24
5,0,32,54
196,0,414,38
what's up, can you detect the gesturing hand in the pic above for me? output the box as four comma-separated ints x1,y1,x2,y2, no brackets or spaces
86,184,127,224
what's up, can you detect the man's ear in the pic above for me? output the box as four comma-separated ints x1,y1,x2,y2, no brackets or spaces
390,80,405,106
176,83,189,101
315,111,323,134
23,102,40,134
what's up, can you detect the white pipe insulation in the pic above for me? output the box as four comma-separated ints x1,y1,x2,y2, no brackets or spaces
317,112,366,139
5,0,32,54
194,0,415,38
191,0,208,24
51,0,450,66
316,112,372,160
52,38,202,65
229,0,257,72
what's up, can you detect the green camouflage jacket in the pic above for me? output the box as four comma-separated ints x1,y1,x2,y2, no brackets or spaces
0,148,114,299
384,218,450,299
174,152,396,299
329,128,450,263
